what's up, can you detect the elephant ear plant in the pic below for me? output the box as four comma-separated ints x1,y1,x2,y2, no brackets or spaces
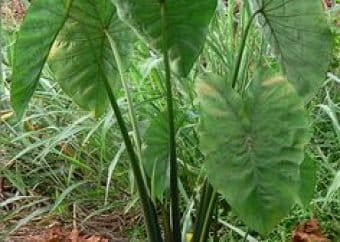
10,0,332,241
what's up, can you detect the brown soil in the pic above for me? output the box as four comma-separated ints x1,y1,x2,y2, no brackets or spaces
6,227,112,242
2,213,138,242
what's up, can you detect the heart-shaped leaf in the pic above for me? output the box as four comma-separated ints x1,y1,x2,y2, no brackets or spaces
112,0,217,76
197,72,310,235
249,0,333,100
48,0,135,116
143,112,170,202
11,0,73,118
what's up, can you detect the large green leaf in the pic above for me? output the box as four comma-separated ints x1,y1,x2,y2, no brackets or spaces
112,0,217,76
143,112,170,202
11,0,73,118
48,0,134,116
249,0,332,100
197,72,310,235
297,155,316,207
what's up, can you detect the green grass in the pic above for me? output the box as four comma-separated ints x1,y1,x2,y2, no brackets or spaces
1,1,339,241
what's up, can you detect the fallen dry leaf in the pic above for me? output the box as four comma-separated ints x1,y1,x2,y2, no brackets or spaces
292,219,330,242
69,229,80,242
69,229,109,242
